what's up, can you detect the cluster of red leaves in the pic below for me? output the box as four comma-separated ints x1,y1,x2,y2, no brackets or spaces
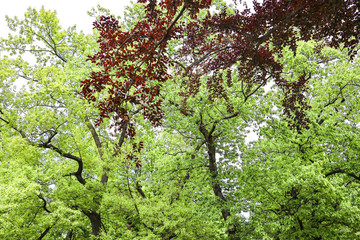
281,74,312,132
121,142,144,168
81,0,213,141
176,0,359,128
81,0,359,151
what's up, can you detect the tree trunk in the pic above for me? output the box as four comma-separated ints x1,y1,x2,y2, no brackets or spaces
84,210,103,237
199,123,239,239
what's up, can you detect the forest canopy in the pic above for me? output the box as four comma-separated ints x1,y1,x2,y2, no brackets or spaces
0,0,359,239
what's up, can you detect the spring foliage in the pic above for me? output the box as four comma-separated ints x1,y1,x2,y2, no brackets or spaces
0,1,359,239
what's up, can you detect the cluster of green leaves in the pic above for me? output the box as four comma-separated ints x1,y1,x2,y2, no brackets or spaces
239,41,360,239
0,2,359,240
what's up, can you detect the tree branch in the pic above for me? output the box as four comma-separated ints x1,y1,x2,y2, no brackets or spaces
37,226,52,240
0,115,27,139
37,193,52,213
39,143,86,185
325,169,360,181
153,3,188,51
85,117,108,185
0,111,86,184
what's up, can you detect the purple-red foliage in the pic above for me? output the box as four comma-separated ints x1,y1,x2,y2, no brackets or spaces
81,0,359,140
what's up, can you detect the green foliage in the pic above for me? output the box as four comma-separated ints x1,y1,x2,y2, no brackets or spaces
239,41,360,239
0,3,359,240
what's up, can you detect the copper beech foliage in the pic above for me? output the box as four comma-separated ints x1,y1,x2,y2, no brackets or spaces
81,0,359,141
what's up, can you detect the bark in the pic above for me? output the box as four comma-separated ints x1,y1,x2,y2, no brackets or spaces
86,117,109,186
37,226,52,240
199,121,239,239
84,210,103,237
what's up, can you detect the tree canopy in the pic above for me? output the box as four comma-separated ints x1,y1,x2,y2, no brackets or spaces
0,1,359,239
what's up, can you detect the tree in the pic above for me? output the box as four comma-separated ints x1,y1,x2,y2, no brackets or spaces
239,41,360,239
81,0,359,239
0,6,107,238
1,1,360,240
82,0,360,134
0,5,226,239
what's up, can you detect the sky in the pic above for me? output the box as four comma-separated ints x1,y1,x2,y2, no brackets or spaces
0,0,132,37
0,0,251,37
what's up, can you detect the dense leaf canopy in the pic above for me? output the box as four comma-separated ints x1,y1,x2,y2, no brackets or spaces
0,1,359,239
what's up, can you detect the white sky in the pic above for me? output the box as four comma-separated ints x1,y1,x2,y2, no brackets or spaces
0,0,132,37
0,0,254,38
